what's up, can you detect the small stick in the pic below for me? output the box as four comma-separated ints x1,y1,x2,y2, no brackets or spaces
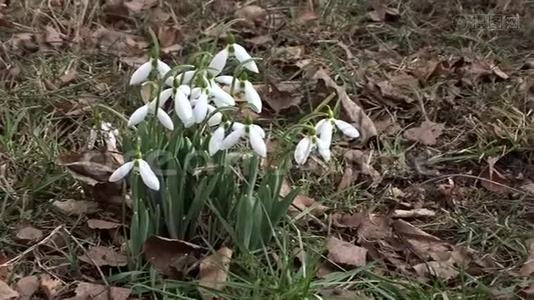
0,225,63,267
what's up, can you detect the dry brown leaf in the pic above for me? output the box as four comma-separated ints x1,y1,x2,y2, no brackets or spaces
15,276,39,300
479,159,510,194
374,73,419,104
326,237,367,267
58,151,123,186
392,208,436,219
358,214,392,241
403,120,444,145
289,195,328,217
15,225,43,243
245,35,273,46
368,0,400,22
143,236,203,278
79,246,127,267
70,282,131,300
331,213,366,228
58,69,78,87
337,167,355,191
413,261,458,280
39,275,61,299
313,69,377,143
157,25,181,48
519,239,534,277
256,81,302,113
393,220,451,261
344,150,382,185
198,247,233,300
87,219,121,230
53,199,99,216
296,10,318,24
0,254,10,281
463,61,509,82
44,25,63,47
0,280,18,300
272,46,305,61
235,5,267,27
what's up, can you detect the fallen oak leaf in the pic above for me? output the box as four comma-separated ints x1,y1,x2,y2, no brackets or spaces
403,120,444,145
87,219,121,230
198,247,233,300
15,226,43,243
326,237,367,268
79,246,127,267
15,276,39,300
143,236,203,278
235,5,267,27
53,199,99,216
0,280,18,300
69,282,131,300
413,261,459,281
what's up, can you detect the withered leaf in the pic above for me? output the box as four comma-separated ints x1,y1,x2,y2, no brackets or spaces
313,69,377,143
256,81,302,113
234,5,267,27
143,236,203,278
358,214,392,240
39,275,61,299
58,69,78,87
393,220,451,261
326,237,367,267
519,239,534,277
0,280,18,300
413,261,458,280
15,226,43,243
368,0,400,22
79,246,127,267
344,150,382,186
403,120,444,145
392,208,436,219
198,247,233,300
71,282,131,300
331,213,366,228
53,199,98,216
87,219,121,230
58,151,123,185
44,25,63,47
289,195,329,217
15,276,39,300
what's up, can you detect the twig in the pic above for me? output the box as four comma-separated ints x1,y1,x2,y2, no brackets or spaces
0,225,63,267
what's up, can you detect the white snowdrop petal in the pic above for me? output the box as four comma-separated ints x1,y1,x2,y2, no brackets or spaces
191,87,202,100
193,93,209,123
251,124,265,138
316,138,331,162
156,59,171,78
318,120,333,148
232,43,259,73
209,48,229,75
175,90,194,124
128,105,149,127
129,61,152,85
109,161,135,182
157,88,174,107
221,128,245,150
138,159,160,191
207,105,222,127
315,119,327,132
209,126,226,156
294,137,312,165
156,108,174,130
215,75,235,85
244,81,262,113
178,84,191,96
210,81,235,106
334,119,360,139
249,127,267,157
232,122,245,131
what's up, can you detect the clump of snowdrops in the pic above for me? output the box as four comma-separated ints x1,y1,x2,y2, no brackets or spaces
107,34,360,262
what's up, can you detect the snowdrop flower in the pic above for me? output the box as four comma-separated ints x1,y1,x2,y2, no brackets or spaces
209,43,259,75
128,88,174,130
208,80,235,107
165,70,197,87
130,58,171,85
174,85,194,127
316,117,360,148
220,122,266,157
215,76,261,113
192,90,209,124
207,105,222,127
294,135,331,165
109,158,160,190
208,125,226,156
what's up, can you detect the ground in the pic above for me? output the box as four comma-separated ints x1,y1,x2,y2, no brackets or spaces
1,0,534,299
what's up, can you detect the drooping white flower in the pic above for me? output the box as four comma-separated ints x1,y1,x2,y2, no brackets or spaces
207,105,222,127
127,89,175,130
208,43,259,75
221,122,266,157
215,76,261,113
294,135,331,165
165,70,197,87
316,117,360,150
130,58,171,85
208,125,226,156
192,91,209,124
209,80,235,107
174,86,194,127
109,159,160,190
